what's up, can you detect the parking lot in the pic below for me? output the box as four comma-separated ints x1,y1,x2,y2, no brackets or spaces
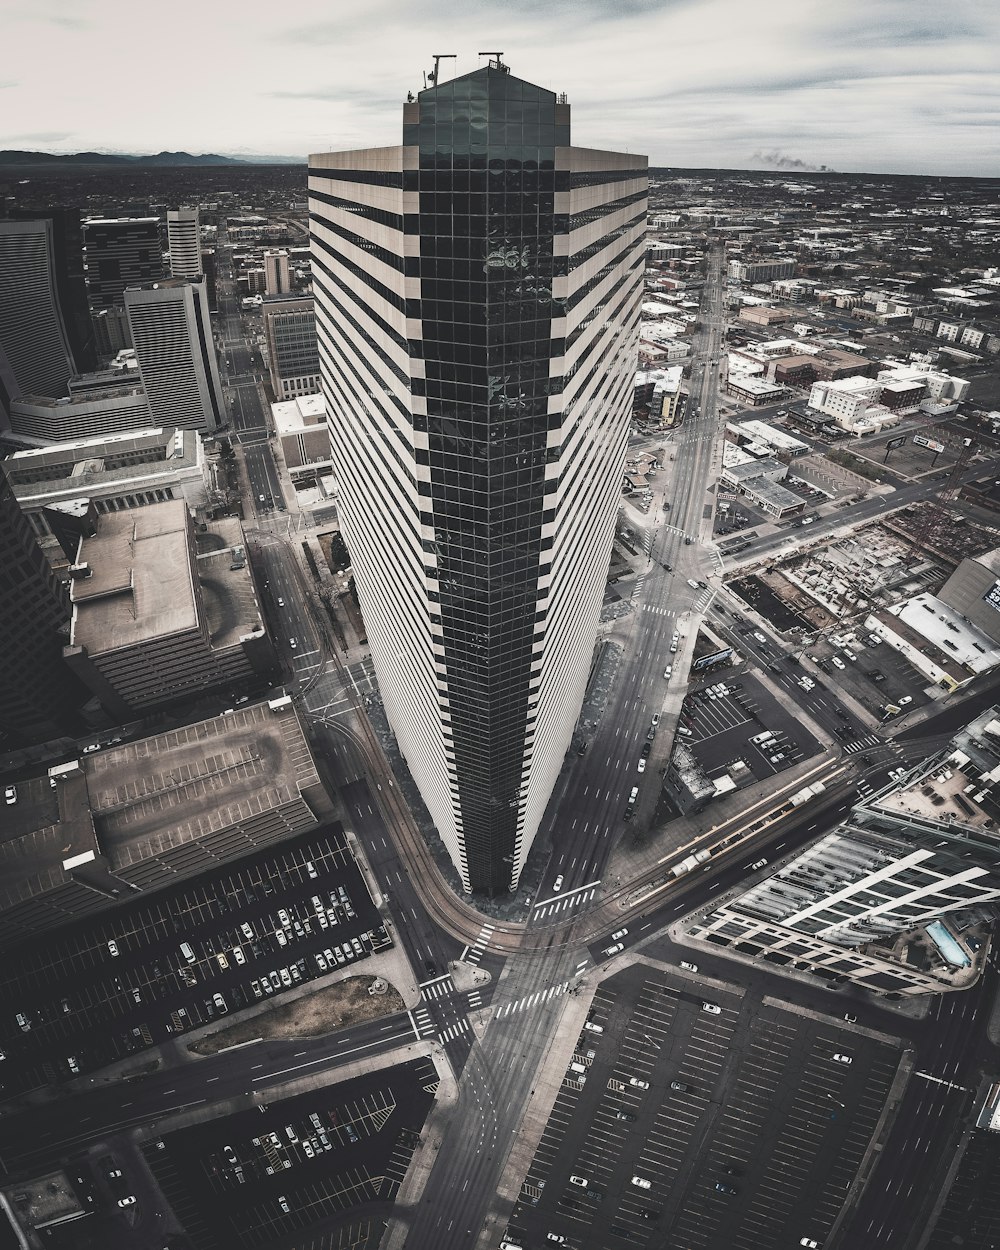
807,628,930,720
0,826,388,1093
677,672,821,784
144,1056,435,1248
508,966,903,1250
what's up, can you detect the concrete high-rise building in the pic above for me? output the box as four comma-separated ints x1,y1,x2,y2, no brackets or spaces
9,207,96,374
125,278,224,432
83,217,163,312
264,249,291,296
167,207,202,279
0,465,83,747
683,708,1000,996
310,60,647,893
263,296,320,398
0,218,78,421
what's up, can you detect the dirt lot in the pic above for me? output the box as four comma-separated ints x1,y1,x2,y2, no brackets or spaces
188,976,404,1056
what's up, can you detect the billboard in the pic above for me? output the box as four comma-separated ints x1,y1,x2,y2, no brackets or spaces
885,435,907,450
983,580,1000,614
913,434,946,454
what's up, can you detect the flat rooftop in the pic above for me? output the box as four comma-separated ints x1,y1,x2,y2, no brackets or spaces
90,701,319,861
0,702,323,913
70,500,198,652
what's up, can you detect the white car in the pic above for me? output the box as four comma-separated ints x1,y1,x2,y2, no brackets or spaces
749,858,768,871
832,1052,852,1064
117,1195,136,1208
800,1239,820,1248
650,713,660,728
241,923,255,941
108,939,120,957
569,1175,588,1187
277,597,285,607
611,929,628,941
702,1002,722,1015
637,758,646,773
843,650,857,661
899,695,913,705
679,960,698,972
289,638,298,650
233,947,246,965
604,943,624,957
631,1175,652,1189
663,664,672,678
629,1076,649,1089
831,656,846,670
3,785,16,805
553,875,564,892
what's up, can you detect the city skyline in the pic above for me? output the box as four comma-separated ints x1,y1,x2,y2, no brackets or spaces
1,2,998,177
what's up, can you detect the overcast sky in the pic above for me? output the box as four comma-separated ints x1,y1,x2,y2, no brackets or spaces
3,0,998,176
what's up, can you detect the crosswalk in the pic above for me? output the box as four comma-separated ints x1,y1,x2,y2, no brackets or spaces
493,980,571,1020
641,603,678,618
533,888,597,920
843,733,881,754
410,1005,435,1038
419,975,455,1002
467,988,483,1012
439,1019,471,1043
460,923,495,966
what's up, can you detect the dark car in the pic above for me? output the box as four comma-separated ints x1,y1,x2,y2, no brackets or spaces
640,742,651,758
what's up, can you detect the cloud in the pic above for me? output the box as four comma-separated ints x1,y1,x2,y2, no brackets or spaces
10,130,75,142
0,0,998,175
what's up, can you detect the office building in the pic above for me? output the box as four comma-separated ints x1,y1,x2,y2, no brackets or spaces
310,61,647,893
263,296,320,398
264,249,291,296
9,207,96,373
0,218,78,420
683,709,1000,995
83,217,163,312
0,466,83,748
727,258,796,284
63,500,275,718
7,427,208,542
167,207,202,278
125,278,224,432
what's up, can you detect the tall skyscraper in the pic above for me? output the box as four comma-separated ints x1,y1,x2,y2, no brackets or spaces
167,207,202,279
9,206,96,374
125,278,224,431
0,218,78,421
0,465,83,747
264,249,291,296
83,217,163,312
310,60,647,893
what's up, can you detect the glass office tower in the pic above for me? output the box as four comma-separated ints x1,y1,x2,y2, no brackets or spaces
310,62,646,892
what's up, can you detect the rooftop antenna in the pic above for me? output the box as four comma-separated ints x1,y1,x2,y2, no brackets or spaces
428,53,456,87
478,51,507,71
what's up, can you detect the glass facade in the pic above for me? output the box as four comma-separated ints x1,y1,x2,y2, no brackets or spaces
412,70,564,893
310,65,646,897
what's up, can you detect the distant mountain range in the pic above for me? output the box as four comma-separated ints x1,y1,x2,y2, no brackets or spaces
0,149,304,167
